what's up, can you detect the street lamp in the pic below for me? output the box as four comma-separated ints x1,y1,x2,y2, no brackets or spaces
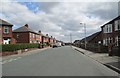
80,23,87,49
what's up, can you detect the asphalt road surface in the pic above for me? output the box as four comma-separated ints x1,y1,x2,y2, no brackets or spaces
2,46,119,76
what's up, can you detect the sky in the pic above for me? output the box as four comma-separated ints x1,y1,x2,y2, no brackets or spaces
0,0,119,42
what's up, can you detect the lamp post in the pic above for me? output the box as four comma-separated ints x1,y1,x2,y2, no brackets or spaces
80,23,86,49
70,33,72,45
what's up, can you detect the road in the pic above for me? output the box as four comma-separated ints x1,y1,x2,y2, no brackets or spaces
2,46,119,76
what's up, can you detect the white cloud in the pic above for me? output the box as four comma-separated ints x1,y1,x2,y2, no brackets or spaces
1,1,118,42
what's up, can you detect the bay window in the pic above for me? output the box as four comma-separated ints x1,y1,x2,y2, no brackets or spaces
115,20,120,31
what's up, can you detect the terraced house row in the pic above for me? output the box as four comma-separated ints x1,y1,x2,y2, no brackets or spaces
0,19,56,46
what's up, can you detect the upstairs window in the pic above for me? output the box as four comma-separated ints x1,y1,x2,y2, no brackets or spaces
103,24,112,33
4,26,9,34
115,20,120,31
33,34,35,38
108,24,112,33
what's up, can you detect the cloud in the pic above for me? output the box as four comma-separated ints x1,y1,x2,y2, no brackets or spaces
1,1,118,42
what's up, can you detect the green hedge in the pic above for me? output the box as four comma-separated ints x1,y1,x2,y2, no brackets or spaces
2,43,39,52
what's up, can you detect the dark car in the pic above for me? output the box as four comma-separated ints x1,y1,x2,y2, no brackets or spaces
52,44,58,48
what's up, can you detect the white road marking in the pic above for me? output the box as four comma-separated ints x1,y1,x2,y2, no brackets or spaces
17,57,21,59
8,59,14,62
13,59,17,61
2,57,22,64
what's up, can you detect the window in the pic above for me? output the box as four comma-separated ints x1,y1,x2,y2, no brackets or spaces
115,20,120,31
103,39,106,45
17,34,19,38
33,34,35,38
103,37,112,46
4,26,9,34
115,36,118,46
115,36,120,46
103,38,107,46
108,37,112,44
36,35,39,38
30,33,32,38
103,25,107,33
108,24,112,33
103,24,112,33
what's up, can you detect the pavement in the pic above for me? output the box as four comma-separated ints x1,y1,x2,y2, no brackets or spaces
72,46,120,74
1,47,51,61
2,46,119,76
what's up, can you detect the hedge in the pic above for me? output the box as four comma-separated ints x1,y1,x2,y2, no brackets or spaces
78,43,108,53
2,43,39,52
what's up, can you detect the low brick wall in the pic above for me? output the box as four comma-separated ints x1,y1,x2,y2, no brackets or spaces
1,48,38,56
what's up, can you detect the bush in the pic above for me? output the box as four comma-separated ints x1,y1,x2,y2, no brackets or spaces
2,43,39,52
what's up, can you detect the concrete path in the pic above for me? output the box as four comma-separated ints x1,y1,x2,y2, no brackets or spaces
73,46,120,73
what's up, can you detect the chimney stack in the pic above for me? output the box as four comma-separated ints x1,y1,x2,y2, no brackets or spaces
25,24,28,28
38,30,41,34
46,34,48,36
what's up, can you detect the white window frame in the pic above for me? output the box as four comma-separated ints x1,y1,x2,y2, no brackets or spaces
103,24,112,33
115,36,118,46
115,20,120,31
33,34,35,38
30,33,32,38
4,26,9,34
115,36,120,46
103,39,106,45
108,24,112,33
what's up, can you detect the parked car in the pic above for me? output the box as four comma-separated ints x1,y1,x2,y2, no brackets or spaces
52,44,58,48
56,42,61,47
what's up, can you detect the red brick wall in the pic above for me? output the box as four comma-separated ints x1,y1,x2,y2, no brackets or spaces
90,32,102,43
39,35,42,43
50,38,54,44
1,25,14,44
11,38,16,44
29,33,42,43
13,32,29,43
43,37,49,43
2,26,13,38
101,19,120,45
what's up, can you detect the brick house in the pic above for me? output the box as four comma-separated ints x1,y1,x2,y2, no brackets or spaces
49,36,54,45
101,16,120,46
13,24,42,43
41,34,50,45
0,19,16,44
78,31,102,45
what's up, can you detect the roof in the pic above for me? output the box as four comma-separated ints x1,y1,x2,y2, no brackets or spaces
73,40,80,43
13,24,38,34
80,31,102,43
0,19,13,26
101,16,120,28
